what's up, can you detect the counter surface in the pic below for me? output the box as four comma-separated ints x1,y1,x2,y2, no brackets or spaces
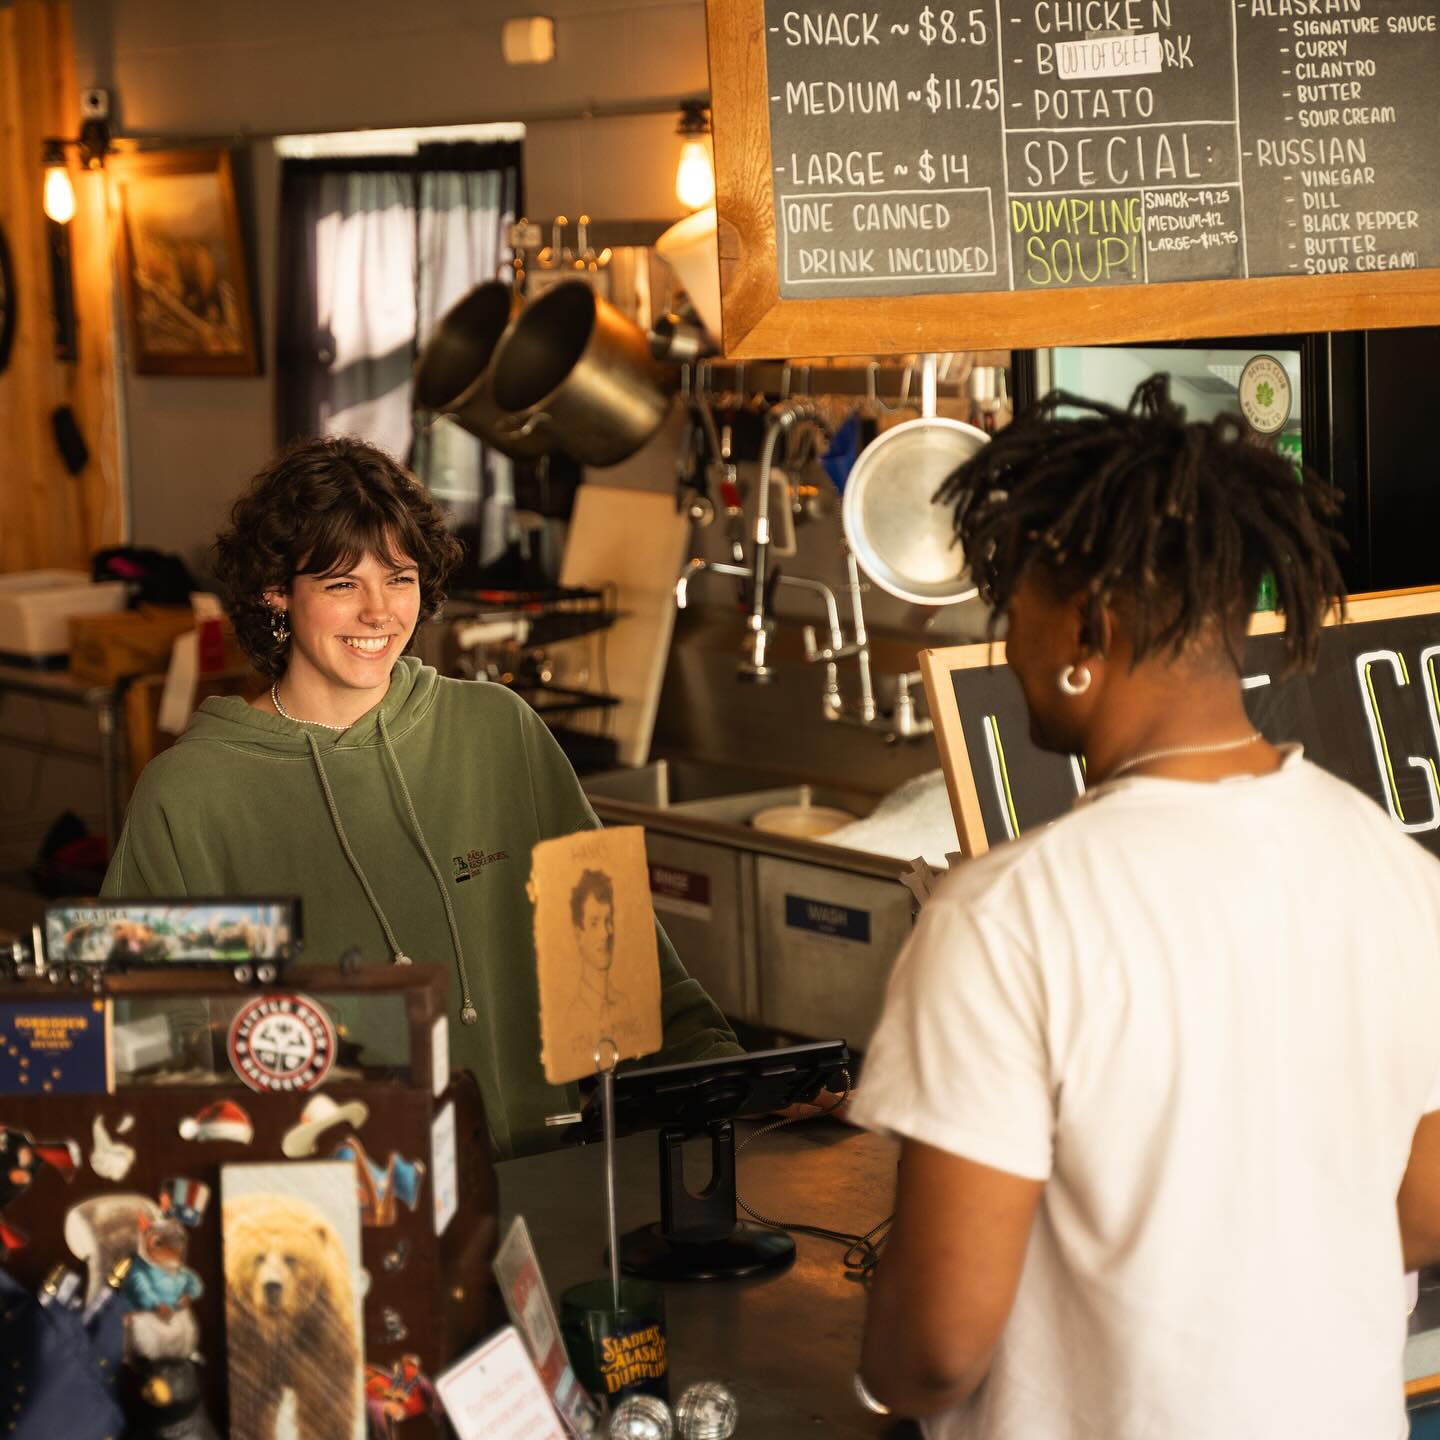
498,1121,921,1438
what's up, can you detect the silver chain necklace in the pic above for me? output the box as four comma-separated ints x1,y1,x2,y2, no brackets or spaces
270,682,350,732
1106,731,1263,781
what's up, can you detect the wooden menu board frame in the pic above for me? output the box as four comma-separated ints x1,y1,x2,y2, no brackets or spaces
918,586,1440,859
706,0,1440,359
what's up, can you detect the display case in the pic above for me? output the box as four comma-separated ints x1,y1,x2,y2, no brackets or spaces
0,965,500,1434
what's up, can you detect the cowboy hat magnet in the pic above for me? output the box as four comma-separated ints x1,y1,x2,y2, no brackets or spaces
280,1094,370,1159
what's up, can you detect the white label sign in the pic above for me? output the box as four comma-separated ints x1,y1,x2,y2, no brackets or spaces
1055,32,1161,80
432,1015,450,1098
436,1325,565,1440
430,1100,457,1236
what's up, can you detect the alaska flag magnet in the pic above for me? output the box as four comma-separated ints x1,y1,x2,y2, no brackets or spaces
0,1000,112,1096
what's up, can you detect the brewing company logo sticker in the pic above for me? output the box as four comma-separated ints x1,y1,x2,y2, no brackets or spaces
227,992,336,1094
1238,354,1292,436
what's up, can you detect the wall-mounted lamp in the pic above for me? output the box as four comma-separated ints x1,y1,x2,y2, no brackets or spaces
674,100,714,212
39,108,108,360
42,140,77,223
41,112,111,223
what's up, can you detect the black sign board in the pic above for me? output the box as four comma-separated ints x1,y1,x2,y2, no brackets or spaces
921,592,1440,859
762,0,1440,300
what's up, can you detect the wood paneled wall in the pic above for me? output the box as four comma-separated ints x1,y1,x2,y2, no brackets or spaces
0,0,120,574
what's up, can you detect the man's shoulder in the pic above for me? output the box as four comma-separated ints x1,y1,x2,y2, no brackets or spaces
929,819,1071,919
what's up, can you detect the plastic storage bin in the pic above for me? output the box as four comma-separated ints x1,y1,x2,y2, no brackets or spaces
0,570,128,664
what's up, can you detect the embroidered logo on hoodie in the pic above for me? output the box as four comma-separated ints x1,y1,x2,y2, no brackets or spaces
451,848,511,883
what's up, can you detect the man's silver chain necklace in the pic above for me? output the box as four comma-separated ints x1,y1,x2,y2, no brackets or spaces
270,682,350,732
1106,731,1263,781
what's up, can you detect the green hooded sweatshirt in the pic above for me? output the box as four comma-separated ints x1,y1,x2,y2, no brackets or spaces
102,658,739,1157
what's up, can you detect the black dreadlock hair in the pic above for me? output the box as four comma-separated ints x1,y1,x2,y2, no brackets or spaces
934,374,1347,674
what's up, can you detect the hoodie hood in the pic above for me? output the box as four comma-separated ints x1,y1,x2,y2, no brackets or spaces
182,655,438,756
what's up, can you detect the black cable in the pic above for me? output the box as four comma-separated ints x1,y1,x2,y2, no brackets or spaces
733,1071,895,1281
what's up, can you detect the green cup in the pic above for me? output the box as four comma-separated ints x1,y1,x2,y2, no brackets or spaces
559,1276,669,1406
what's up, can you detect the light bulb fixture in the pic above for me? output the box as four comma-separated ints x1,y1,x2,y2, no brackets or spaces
674,99,714,212
42,140,76,224
41,117,111,224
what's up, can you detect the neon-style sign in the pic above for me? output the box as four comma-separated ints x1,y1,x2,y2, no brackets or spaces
1356,649,1440,834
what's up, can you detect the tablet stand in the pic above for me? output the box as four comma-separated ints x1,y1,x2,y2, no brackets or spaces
617,1118,795,1281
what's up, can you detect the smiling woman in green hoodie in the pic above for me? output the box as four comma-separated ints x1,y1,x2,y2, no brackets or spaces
102,437,740,1158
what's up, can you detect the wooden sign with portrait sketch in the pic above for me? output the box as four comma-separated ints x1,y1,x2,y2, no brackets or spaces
530,827,662,1086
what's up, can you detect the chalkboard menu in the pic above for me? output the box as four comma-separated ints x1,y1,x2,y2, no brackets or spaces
920,593,1440,860
761,0,1440,300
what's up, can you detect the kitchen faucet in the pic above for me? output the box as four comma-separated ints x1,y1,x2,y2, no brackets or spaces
675,557,843,714
673,393,934,740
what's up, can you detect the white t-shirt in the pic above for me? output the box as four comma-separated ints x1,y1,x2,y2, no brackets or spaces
851,749,1440,1440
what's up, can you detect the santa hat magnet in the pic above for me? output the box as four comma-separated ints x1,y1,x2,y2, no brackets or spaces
177,1100,253,1145
281,1094,369,1159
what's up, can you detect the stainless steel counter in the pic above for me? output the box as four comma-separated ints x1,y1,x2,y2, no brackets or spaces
584,760,917,1045
497,1121,920,1439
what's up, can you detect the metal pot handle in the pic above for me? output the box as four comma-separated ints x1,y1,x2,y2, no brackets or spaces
496,411,554,439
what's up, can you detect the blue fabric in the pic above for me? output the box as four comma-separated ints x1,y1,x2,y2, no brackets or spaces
0,1271,124,1439
820,414,863,495
1412,1406,1440,1438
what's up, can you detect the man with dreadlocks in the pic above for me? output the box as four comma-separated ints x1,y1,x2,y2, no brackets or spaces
848,376,1440,1438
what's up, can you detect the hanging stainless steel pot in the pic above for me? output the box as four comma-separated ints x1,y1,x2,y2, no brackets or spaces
412,281,552,460
841,355,987,606
489,280,672,467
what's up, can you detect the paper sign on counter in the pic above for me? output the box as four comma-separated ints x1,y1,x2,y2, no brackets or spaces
529,826,662,1085
436,1325,565,1440
495,1216,599,1435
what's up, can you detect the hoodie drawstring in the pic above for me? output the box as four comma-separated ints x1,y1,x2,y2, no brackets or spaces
376,711,478,1026
301,726,479,1027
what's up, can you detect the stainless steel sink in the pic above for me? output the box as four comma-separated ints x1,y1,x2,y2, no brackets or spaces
582,758,875,825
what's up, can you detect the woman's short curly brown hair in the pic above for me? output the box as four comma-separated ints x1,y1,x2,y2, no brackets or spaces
213,436,464,680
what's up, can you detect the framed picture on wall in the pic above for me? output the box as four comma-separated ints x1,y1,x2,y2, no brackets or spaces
112,148,259,376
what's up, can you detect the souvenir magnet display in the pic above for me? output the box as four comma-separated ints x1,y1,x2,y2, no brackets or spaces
122,1211,203,1363
159,1178,210,1229
1,1125,82,1251
65,1194,160,1306
221,1163,366,1440
330,1133,425,1227
90,1114,137,1180
177,1099,253,1144
226,992,336,1093
0,997,113,1095
43,898,300,978
364,1355,440,1440
281,1092,369,1158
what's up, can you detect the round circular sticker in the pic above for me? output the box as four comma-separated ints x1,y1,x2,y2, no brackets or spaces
227,992,336,1094
1238,354,1292,436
